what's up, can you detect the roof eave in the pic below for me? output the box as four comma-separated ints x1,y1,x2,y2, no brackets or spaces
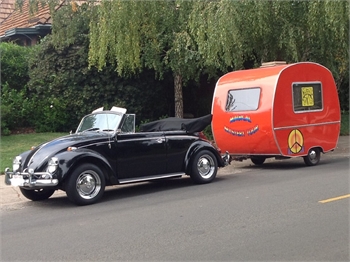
0,24,52,39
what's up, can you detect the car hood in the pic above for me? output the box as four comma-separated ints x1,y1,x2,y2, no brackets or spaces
24,132,111,171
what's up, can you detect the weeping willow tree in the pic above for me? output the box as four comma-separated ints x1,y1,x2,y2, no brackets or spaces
189,0,349,89
17,0,350,112
88,0,206,117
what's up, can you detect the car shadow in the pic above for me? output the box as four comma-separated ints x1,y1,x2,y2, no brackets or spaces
101,176,197,203
13,156,347,208
22,176,200,208
8,175,234,209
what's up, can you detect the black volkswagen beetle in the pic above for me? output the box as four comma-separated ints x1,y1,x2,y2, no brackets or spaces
5,107,229,205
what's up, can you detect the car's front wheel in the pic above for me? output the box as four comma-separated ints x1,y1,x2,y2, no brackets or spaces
20,188,55,201
190,150,218,184
66,164,105,205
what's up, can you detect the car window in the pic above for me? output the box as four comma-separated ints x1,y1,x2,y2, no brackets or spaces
77,113,123,132
120,114,135,133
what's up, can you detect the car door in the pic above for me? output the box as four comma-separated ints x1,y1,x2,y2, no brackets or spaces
165,131,198,173
115,132,167,179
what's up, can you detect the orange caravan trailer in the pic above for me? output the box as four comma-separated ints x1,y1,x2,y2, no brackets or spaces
211,62,341,166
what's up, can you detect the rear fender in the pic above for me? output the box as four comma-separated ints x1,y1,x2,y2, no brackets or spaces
184,141,224,174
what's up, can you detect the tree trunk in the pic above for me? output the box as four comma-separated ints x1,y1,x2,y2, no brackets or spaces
174,72,183,118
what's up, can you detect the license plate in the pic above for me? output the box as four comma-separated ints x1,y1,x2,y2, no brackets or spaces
11,175,25,187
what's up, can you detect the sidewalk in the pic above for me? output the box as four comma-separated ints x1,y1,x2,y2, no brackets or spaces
1,136,349,207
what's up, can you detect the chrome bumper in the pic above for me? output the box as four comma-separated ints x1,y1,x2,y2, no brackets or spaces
5,168,59,187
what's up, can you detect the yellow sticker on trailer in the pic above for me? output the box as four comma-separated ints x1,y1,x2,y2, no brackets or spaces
301,87,314,107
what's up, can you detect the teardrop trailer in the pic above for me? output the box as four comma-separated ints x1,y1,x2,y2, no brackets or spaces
211,61,341,166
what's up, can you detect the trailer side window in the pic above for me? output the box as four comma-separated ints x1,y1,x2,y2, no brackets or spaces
293,83,322,112
225,88,261,112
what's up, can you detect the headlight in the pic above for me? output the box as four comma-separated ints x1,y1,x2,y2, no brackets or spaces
47,157,59,174
13,156,22,172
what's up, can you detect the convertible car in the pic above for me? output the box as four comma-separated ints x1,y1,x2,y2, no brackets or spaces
5,107,229,205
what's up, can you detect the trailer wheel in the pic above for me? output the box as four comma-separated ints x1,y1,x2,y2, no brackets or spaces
303,148,321,166
251,157,266,165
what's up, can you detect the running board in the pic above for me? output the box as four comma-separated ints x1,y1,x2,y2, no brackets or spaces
118,173,184,184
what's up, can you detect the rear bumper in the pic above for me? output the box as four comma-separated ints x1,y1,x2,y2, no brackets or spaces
5,168,59,188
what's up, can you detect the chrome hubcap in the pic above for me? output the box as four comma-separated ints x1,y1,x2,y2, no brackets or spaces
197,155,214,179
309,150,317,160
76,171,101,199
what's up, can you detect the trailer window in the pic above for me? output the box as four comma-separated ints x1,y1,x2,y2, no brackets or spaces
225,88,261,112
293,83,322,112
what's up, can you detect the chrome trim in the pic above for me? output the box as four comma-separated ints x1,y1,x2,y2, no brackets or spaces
5,168,58,187
273,120,340,131
291,81,323,114
156,138,165,143
79,141,111,149
271,72,281,155
76,170,102,199
230,153,284,157
118,173,184,184
28,141,50,166
197,154,215,179
117,136,165,143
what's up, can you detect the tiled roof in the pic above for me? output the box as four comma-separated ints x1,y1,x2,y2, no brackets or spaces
0,0,93,38
0,0,56,37
0,0,16,24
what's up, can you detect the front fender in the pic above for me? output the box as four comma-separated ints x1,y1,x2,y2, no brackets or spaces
184,141,224,174
53,149,115,182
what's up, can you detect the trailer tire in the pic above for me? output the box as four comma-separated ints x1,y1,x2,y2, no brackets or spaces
303,148,321,166
251,157,266,165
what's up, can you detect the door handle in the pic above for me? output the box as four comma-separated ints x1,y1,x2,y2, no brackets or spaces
156,138,165,143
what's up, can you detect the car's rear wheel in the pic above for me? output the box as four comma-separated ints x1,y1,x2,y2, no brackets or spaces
66,164,105,205
251,156,266,165
20,188,55,201
303,148,321,166
190,150,218,184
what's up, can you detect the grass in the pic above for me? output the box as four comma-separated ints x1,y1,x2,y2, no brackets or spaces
0,132,67,173
0,113,348,174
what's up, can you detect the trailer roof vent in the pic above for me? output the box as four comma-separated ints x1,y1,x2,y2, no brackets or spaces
260,61,287,68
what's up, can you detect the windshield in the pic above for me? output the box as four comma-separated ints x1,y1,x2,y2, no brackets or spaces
76,113,123,133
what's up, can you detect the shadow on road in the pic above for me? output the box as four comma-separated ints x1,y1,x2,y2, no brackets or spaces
5,155,348,209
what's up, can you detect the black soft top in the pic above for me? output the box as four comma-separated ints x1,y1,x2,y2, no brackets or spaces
140,114,212,133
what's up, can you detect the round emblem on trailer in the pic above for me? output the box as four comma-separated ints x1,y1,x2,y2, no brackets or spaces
288,129,304,154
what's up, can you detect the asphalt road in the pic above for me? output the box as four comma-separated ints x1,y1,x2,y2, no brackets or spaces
1,154,349,261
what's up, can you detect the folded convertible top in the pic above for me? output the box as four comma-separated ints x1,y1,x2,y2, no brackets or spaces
140,114,212,133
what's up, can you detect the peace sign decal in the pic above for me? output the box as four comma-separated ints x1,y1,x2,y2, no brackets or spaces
288,129,304,154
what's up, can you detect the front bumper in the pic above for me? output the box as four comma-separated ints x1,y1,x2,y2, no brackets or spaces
5,168,59,188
